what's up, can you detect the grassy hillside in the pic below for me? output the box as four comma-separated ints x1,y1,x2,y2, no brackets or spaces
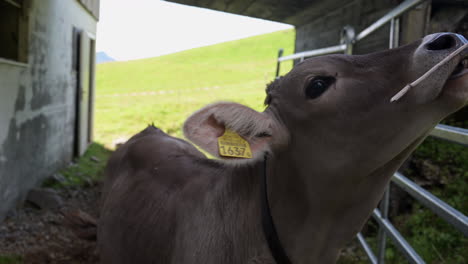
95,29,295,146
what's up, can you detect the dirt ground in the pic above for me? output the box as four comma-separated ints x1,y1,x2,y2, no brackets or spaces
0,181,368,264
0,184,101,264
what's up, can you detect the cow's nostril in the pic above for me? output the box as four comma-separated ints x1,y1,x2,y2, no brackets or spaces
426,34,457,51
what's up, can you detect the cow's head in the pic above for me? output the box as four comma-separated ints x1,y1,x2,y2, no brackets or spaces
184,33,467,175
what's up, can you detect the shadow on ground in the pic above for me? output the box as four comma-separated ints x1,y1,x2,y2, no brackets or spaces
0,143,111,264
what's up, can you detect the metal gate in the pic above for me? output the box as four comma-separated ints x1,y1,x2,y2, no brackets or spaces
275,0,468,263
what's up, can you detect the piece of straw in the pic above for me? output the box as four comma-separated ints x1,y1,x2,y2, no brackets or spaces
390,43,468,102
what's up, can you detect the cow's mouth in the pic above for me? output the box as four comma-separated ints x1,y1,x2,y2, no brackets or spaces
449,57,468,80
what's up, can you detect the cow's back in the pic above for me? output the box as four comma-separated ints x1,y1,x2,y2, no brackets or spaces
100,126,206,201
98,126,216,263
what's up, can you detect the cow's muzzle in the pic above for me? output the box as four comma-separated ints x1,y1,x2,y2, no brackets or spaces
425,33,468,79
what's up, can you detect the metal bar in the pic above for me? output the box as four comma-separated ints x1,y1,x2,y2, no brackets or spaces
357,233,378,264
394,18,400,48
391,172,468,236
278,44,346,62
275,49,284,77
429,124,468,146
341,26,355,55
375,18,400,264
376,186,390,263
356,0,425,41
345,42,353,55
372,209,426,264
3,0,21,8
389,19,396,49
389,18,400,49
276,0,424,63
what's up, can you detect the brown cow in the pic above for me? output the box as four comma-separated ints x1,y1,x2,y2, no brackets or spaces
97,33,468,264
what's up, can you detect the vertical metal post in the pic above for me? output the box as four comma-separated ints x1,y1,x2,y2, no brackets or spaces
377,186,391,264
275,48,284,78
341,25,356,55
345,43,353,55
376,18,400,264
345,40,354,55
389,18,400,49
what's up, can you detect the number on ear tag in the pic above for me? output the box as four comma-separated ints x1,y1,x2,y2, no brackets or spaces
217,129,252,158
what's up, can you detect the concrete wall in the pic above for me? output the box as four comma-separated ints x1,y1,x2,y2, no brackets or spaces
0,0,97,220
78,0,100,19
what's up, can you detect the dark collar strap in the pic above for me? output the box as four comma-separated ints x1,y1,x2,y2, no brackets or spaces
261,154,292,264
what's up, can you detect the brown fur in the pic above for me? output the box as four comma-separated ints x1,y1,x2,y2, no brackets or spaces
97,33,468,264
264,77,282,106
98,126,272,264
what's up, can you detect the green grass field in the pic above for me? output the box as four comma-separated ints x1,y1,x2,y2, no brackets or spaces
95,29,295,147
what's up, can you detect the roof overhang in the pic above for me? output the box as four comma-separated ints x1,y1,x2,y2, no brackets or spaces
168,0,468,26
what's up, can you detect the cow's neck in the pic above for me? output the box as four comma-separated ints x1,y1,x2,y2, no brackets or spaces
265,140,420,263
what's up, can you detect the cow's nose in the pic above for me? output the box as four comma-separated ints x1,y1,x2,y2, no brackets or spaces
425,33,467,51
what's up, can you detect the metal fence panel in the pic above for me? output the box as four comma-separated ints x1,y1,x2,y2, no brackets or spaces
392,173,468,236
430,124,468,146
372,210,425,264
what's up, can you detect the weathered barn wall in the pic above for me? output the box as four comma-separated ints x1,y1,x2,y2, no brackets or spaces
77,0,100,19
0,0,97,220
295,0,398,54
294,1,467,56
428,4,468,37
294,0,428,55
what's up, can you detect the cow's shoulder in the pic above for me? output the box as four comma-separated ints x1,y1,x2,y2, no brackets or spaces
110,126,205,166
105,125,211,186
125,125,205,166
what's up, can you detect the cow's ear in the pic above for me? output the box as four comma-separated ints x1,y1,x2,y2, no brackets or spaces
183,102,284,160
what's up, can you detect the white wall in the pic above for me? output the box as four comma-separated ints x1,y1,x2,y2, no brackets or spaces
0,0,97,220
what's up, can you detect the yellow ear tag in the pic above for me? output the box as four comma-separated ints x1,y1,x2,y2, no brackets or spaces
217,129,252,159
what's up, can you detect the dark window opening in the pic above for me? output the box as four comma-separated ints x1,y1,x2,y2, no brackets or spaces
0,0,28,62
72,28,82,157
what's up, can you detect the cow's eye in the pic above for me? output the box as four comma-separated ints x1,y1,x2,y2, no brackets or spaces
305,76,335,99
